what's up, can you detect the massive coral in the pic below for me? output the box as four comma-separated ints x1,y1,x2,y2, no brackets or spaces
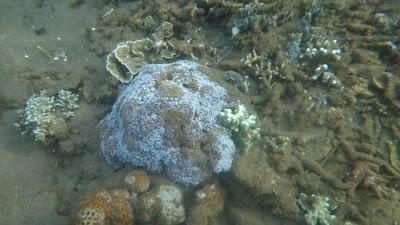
99,60,236,186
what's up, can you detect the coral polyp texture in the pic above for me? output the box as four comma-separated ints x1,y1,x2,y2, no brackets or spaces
74,189,133,225
137,180,185,225
99,60,236,186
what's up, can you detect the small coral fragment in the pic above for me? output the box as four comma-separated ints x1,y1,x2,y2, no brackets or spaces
219,104,260,151
15,90,79,143
297,193,336,225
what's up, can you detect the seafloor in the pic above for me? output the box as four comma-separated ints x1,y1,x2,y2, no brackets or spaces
0,0,399,225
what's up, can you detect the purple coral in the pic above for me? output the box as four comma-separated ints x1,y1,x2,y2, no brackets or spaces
99,61,236,186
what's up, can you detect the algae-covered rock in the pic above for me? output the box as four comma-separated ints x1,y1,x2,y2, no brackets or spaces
232,149,300,220
187,182,225,225
100,60,236,186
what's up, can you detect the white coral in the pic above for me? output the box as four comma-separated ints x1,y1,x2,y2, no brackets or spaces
219,104,260,151
16,90,79,142
56,90,80,118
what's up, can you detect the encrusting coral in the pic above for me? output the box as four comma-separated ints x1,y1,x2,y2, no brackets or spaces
106,22,179,83
74,189,133,225
74,190,112,225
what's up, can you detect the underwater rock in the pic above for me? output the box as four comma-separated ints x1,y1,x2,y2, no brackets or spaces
232,149,300,220
100,60,236,186
187,182,225,225
223,70,248,93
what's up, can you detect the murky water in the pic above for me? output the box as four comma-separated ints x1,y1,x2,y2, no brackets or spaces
1,0,399,224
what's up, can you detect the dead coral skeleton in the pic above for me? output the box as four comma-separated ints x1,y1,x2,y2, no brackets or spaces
241,49,287,87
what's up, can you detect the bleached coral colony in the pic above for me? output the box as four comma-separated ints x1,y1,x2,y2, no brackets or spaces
15,90,79,143
99,60,236,186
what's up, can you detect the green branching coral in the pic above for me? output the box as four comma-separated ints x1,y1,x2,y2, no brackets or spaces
15,90,79,143
297,193,337,225
219,104,260,152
